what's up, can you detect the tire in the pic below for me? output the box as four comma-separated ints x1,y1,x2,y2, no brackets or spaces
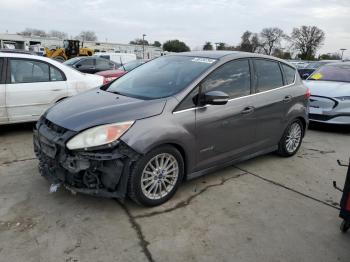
277,119,304,157
128,145,184,206
340,220,350,233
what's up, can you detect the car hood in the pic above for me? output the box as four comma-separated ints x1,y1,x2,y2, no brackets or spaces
44,88,166,132
303,80,350,97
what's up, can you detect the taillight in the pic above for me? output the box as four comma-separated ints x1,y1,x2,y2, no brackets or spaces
103,77,118,85
305,88,311,99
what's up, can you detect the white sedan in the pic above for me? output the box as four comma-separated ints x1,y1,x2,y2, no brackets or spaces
0,52,104,124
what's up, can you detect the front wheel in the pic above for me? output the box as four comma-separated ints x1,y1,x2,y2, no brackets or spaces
277,119,304,157
128,145,184,206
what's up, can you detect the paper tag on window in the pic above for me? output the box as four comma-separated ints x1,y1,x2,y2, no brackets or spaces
191,58,216,64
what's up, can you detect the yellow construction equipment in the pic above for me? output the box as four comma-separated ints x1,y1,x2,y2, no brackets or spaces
45,40,94,62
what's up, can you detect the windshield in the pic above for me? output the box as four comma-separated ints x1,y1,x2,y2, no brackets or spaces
309,64,350,82
106,56,216,99
64,57,81,65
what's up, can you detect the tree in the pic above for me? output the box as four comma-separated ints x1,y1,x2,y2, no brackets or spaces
290,26,325,60
163,40,190,52
272,48,292,59
48,30,68,40
19,28,47,37
153,41,162,47
203,42,213,50
319,53,341,60
130,39,149,45
238,31,260,53
260,27,286,55
216,42,226,50
76,31,98,41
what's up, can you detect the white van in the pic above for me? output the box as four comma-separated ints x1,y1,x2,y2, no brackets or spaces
94,53,137,65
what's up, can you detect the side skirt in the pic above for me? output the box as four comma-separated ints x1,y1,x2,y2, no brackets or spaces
186,145,278,180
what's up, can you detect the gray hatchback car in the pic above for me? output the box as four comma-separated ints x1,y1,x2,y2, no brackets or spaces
34,51,309,206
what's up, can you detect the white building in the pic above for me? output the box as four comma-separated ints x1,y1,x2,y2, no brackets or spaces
0,33,163,59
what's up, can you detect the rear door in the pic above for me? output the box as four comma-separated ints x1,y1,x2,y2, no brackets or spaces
0,57,8,124
6,58,67,123
195,59,256,170
252,59,295,148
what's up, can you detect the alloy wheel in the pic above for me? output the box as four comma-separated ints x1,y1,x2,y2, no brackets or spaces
285,122,302,153
141,153,179,200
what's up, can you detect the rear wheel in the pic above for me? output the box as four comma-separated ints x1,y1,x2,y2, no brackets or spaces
128,145,184,206
277,119,304,157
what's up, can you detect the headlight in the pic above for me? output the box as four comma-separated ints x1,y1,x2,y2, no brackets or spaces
66,121,134,150
335,96,350,101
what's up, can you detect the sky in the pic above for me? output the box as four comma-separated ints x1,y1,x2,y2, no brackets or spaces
1,0,350,57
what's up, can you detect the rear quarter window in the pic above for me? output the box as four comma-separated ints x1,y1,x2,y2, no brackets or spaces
281,63,296,85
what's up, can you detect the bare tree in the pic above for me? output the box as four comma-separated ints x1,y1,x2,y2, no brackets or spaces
48,30,68,39
260,27,286,55
76,31,98,41
290,26,325,60
18,28,47,37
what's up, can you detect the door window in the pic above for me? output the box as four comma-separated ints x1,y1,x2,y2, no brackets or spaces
10,59,50,83
50,66,64,81
253,59,283,92
201,59,251,99
78,58,94,66
96,58,111,68
281,63,296,85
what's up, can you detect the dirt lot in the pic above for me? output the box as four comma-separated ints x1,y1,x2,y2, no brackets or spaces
0,123,349,262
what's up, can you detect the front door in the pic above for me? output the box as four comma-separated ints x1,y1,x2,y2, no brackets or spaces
6,58,67,123
195,59,256,171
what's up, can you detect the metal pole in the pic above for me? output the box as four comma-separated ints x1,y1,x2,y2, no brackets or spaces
142,34,146,59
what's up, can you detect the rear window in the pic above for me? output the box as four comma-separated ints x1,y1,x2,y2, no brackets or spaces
254,59,283,92
309,64,350,83
281,64,296,85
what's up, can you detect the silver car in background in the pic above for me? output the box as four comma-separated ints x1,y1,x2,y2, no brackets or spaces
304,62,350,125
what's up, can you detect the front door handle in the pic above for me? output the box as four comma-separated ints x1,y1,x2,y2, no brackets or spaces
283,95,292,103
241,106,255,114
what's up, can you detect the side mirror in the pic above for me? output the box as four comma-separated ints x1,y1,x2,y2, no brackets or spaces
75,64,82,68
200,91,229,106
302,73,309,80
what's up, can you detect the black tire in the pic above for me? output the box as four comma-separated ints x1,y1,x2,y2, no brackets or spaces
340,220,350,233
277,119,304,157
127,145,184,206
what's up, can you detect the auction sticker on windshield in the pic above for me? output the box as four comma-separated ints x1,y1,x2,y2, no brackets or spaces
191,58,216,64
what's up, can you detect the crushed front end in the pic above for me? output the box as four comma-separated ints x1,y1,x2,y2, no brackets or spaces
33,117,140,199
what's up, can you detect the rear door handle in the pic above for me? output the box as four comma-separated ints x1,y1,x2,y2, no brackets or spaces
283,95,292,103
241,106,255,114
52,89,61,91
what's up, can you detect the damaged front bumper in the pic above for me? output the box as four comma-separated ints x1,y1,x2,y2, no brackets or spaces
33,117,140,199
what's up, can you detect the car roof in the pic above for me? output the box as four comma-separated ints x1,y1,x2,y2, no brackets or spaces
171,51,292,64
0,52,49,60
